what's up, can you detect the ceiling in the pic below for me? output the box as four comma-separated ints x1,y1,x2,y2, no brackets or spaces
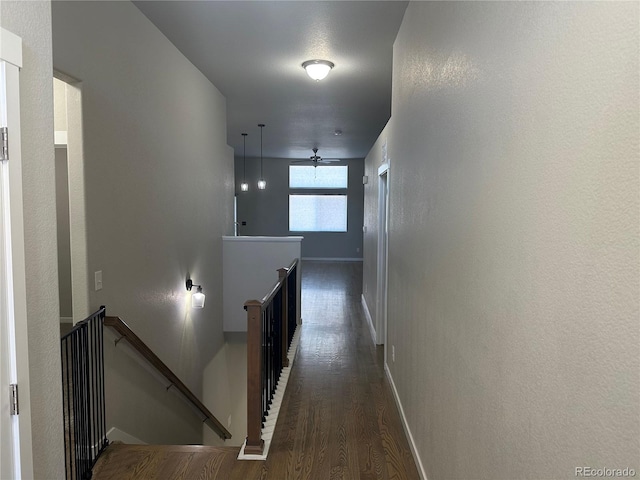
133,1,408,161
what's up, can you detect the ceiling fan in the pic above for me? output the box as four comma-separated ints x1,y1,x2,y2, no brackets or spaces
291,148,341,167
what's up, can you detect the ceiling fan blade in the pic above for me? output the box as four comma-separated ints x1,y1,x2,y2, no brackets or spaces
319,158,341,163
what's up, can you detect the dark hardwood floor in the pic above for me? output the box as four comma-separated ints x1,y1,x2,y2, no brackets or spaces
92,261,419,479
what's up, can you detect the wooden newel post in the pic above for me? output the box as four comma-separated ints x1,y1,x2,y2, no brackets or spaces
245,299,264,455
278,268,290,368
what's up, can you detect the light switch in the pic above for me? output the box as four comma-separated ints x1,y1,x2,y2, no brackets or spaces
95,270,103,291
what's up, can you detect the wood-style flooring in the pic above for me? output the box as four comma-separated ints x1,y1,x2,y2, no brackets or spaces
92,261,419,479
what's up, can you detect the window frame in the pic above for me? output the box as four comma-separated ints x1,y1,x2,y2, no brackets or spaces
288,165,349,233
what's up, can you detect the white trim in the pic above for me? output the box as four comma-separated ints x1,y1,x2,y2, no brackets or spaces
361,295,376,344
62,80,91,322
376,166,389,345
223,236,304,243
0,49,34,479
106,427,146,445
0,28,22,68
54,131,67,147
59,317,73,324
301,257,363,262
385,364,428,480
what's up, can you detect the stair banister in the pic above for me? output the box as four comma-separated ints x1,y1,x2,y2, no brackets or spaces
103,315,232,440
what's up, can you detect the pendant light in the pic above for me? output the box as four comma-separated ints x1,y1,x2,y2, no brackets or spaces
257,124,266,190
240,133,249,192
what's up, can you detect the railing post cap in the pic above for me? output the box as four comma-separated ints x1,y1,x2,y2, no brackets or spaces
244,299,262,308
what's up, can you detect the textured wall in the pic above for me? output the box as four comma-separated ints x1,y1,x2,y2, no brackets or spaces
52,1,234,444
235,156,365,259
384,2,639,479
0,1,65,477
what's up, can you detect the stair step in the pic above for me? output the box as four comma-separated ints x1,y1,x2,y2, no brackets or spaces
92,443,240,479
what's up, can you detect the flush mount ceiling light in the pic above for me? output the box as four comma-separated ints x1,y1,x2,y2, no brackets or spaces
302,59,334,81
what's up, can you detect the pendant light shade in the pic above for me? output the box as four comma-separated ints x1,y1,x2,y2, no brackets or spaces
186,279,206,309
240,133,249,192
258,124,266,190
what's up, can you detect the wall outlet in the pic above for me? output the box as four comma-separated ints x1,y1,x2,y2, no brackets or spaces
356,247,360,253
94,270,103,291
227,414,232,428
391,345,395,363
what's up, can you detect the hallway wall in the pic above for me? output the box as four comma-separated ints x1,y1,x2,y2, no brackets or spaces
52,1,234,444
380,2,639,479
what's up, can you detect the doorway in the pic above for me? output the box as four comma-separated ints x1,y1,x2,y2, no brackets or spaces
376,163,389,353
53,74,89,325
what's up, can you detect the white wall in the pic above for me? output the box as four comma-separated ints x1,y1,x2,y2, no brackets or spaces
53,79,72,319
54,148,72,319
381,2,639,479
222,236,301,332
52,1,234,444
202,333,247,447
0,1,64,477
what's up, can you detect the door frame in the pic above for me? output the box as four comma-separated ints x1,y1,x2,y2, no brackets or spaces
376,163,389,348
0,26,34,479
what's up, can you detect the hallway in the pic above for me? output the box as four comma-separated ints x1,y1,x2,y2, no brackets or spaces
92,261,419,479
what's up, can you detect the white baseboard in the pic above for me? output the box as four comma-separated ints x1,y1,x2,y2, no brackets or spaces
106,426,147,445
301,257,363,262
361,295,376,345
384,364,428,480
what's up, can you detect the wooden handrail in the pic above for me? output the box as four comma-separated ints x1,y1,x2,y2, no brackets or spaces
260,259,299,307
103,316,232,440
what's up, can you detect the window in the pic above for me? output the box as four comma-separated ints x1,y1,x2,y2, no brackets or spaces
289,166,348,232
289,165,348,189
289,195,347,232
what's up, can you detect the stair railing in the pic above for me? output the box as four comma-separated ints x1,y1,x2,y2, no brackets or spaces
61,306,108,480
244,258,299,455
103,315,232,440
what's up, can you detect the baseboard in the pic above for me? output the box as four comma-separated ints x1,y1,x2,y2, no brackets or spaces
361,295,376,345
301,257,363,262
384,364,428,480
106,426,147,445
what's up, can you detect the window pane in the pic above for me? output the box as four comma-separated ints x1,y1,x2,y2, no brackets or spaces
289,195,347,232
289,166,348,189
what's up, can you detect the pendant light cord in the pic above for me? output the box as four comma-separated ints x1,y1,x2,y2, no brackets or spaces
242,133,247,183
259,124,264,178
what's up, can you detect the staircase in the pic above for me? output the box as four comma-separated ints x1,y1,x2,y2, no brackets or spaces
61,260,301,480
91,444,241,480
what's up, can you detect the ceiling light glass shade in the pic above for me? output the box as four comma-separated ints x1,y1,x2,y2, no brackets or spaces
192,286,205,309
257,179,267,190
302,60,334,81
240,182,249,192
